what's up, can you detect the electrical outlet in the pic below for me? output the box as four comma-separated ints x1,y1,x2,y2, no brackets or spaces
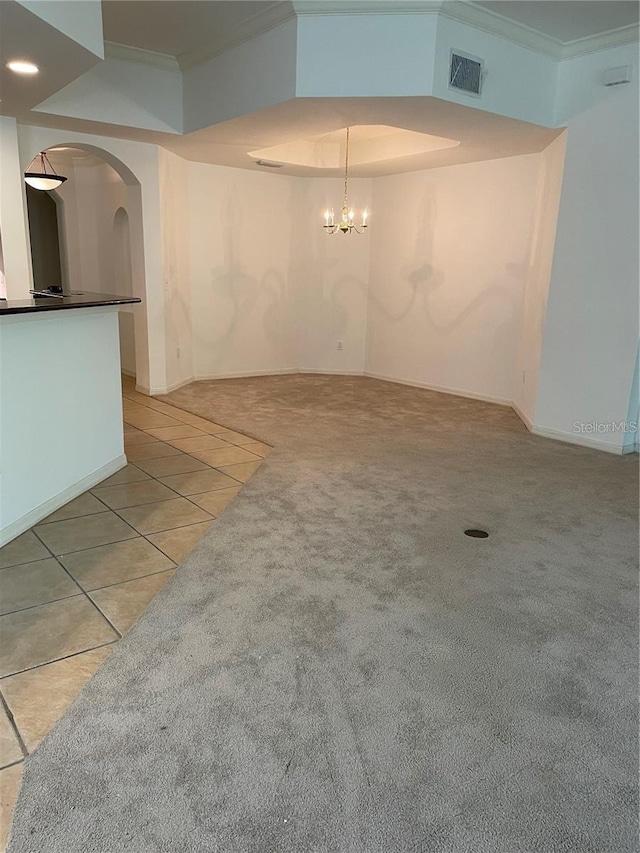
176,346,181,359
337,340,343,351
522,371,526,383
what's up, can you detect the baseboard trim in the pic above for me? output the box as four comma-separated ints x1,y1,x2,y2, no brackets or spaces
531,425,625,455
121,368,136,378
0,454,127,547
195,368,299,382
299,368,365,376
511,401,534,431
363,371,512,406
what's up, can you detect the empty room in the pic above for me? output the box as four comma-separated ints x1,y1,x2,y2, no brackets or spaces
0,1,638,851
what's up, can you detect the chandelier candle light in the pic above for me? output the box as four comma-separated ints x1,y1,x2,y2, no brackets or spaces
323,127,368,235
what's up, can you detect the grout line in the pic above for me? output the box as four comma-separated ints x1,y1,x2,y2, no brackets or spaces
30,528,123,641
81,565,177,595
0,690,28,759
0,592,84,619
0,757,25,773
0,641,119,681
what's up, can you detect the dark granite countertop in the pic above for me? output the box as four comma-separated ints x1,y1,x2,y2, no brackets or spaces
0,291,141,316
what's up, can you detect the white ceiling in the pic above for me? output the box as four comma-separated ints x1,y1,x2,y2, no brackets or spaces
159,96,562,176
472,1,639,42
99,0,640,62
101,1,285,63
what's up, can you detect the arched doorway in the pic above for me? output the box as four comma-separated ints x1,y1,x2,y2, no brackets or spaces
25,144,148,387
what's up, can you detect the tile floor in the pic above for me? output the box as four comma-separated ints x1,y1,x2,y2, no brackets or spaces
0,374,270,850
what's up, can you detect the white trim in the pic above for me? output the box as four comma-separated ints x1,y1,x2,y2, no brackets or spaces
121,368,136,379
562,24,640,59
531,425,625,455
299,367,365,376
0,454,127,547
293,1,639,60
511,401,534,431
364,370,512,406
104,42,180,72
104,8,638,73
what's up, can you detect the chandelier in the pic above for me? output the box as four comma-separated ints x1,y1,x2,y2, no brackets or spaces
323,127,368,235
24,152,67,191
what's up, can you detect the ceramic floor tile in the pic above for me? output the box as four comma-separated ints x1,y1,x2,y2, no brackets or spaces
34,513,137,556
118,498,212,535
0,560,79,616
143,425,208,441
40,492,107,525
124,430,159,447
133,454,210,478
158,468,240,496
163,412,226,430
91,480,176,510
0,597,118,677
0,533,49,571
98,464,151,487
0,708,22,769
189,487,241,517
1,647,112,752
190,446,261,467
125,443,183,462
218,460,263,483
59,537,174,591
147,404,200,420
0,762,23,852
123,412,184,430
211,428,258,445
240,441,273,458
122,391,156,406
89,571,175,633
166,434,232,453
147,522,212,563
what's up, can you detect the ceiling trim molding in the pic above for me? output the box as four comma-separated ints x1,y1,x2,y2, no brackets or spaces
292,1,441,14
178,2,296,70
561,24,640,60
103,2,640,74
104,42,180,72
451,2,639,60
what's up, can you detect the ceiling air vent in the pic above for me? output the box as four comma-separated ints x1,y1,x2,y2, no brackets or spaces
449,50,483,97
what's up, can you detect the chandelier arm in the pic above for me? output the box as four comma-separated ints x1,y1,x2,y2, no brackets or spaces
343,126,350,212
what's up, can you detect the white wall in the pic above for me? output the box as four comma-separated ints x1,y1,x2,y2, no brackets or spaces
293,177,372,374
365,153,543,403
433,14,558,127
187,162,299,379
0,117,33,298
159,149,194,390
17,125,167,394
183,19,297,133
535,44,639,453
513,133,567,426
295,13,437,98
0,308,125,545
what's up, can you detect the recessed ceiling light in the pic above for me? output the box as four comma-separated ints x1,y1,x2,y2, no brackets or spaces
6,60,39,75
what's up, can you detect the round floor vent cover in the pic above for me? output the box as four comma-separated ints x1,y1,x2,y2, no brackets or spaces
464,529,489,538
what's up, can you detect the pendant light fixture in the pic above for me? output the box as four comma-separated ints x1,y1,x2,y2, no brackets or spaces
24,151,67,191
323,127,368,235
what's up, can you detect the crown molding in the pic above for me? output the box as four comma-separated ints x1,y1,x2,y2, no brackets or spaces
292,1,441,13
104,1,639,75
178,2,296,70
104,42,180,72
561,24,640,60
